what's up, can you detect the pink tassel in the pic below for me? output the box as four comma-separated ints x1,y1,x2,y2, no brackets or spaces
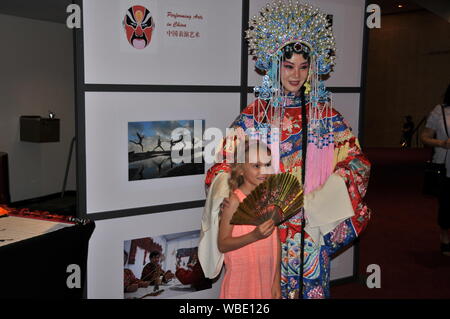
304,142,316,194
304,142,335,194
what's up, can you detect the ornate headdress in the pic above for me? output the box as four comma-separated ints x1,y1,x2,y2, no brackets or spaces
246,1,337,193
246,1,336,75
246,0,336,104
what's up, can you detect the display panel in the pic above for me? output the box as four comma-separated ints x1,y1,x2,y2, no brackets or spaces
85,92,240,215
128,120,205,181
330,246,355,281
83,0,242,85
81,0,367,298
124,229,212,299
332,93,361,137
88,208,222,299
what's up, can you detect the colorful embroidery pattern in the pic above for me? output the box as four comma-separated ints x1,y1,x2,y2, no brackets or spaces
205,99,371,299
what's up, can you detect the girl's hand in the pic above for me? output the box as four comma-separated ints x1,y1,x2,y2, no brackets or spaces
221,197,231,212
271,283,281,299
252,219,275,240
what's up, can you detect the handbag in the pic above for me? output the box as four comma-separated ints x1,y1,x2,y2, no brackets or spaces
423,105,448,196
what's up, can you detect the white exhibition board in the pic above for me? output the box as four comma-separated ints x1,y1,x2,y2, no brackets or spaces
82,0,366,298
85,91,240,214
330,245,355,281
87,207,225,299
83,0,242,85
332,93,361,137
248,0,365,88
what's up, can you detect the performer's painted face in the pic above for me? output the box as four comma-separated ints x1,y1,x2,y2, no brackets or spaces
280,53,310,94
123,6,154,49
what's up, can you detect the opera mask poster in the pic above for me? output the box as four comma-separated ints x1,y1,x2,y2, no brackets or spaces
123,5,155,49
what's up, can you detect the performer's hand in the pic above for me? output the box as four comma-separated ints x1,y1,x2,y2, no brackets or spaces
253,219,275,240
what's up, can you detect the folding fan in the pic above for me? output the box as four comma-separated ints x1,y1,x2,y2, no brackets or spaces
230,172,303,226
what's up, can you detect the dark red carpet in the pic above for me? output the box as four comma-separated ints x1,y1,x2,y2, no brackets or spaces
331,148,450,299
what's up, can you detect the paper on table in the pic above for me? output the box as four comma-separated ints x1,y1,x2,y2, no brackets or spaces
0,216,72,247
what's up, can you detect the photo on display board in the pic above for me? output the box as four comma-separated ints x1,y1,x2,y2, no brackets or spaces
128,120,204,181
123,230,212,299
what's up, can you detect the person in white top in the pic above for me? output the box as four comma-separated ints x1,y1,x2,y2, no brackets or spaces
421,84,450,256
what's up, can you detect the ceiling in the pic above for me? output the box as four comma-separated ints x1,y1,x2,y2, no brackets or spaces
374,0,424,15
0,0,71,24
413,0,450,22
0,0,447,24
370,0,450,21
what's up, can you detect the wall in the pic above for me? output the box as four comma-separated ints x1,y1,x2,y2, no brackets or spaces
0,14,76,201
364,10,450,147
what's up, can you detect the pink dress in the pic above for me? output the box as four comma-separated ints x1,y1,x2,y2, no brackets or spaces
219,189,279,299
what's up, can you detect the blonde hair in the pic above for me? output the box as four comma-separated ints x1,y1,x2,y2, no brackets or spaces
228,138,271,191
229,164,245,191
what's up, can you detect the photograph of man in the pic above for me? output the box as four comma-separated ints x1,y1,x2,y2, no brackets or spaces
141,251,175,288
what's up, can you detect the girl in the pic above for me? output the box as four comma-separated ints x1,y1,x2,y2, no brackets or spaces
218,141,281,299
